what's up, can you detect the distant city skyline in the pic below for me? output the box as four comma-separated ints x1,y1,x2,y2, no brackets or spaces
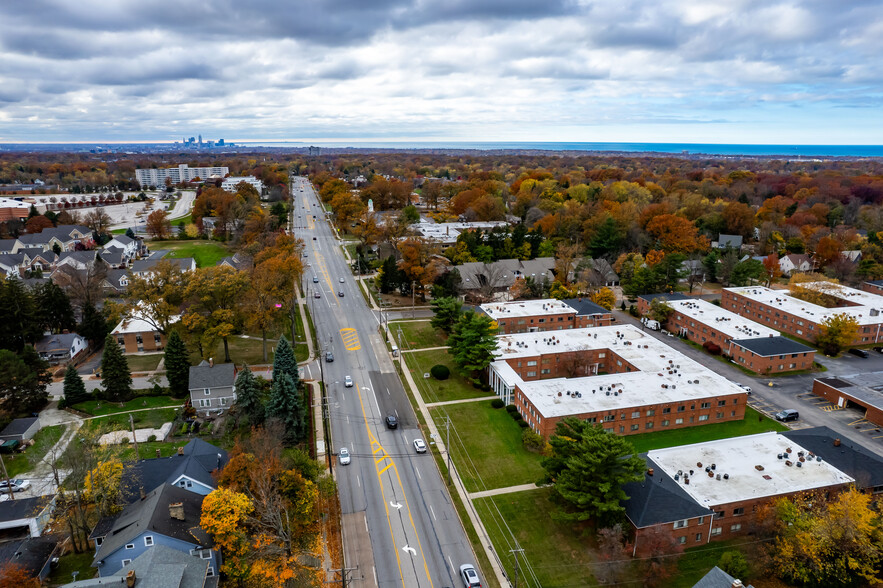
1,1,882,145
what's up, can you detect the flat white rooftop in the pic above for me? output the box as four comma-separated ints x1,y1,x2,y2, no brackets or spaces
727,284,883,327
480,299,576,321
492,325,746,417
648,431,854,507
112,313,180,335
669,298,779,340
411,221,508,242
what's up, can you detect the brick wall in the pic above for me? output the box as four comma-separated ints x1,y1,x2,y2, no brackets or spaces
117,331,166,354
863,282,883,296
812,379,883,427
494,312,576,334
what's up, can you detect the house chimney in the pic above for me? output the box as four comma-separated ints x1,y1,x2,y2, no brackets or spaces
834,438,841,447
177,446,184,456
126,570,136,587
169,502,185,521
209,358,213,368
155,448,161,458
731,581,743,588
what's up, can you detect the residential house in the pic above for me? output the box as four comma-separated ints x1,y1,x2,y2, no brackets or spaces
63,544,213,588
102,269,131,295
714,234,743,250
98,248,127,269
131,257,196,277
0,239,20,254
842,250,862,263
104,234,140,260
35,333,88,364
575,257,620,287
0,496,55,539
56,250,104,272
0,254,26,277
681,259,706,284
778,253,813,276
188,361,236,417
0,417,41,442
0,538,59,584
112,311,178,353
20,248,56,274
18,224,92,252
692,567,754,588
457,257,556,299
91,484,219,577
216,252,251,271
121,439,229,503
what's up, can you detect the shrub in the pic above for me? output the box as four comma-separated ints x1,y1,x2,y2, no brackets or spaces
490,399,505,409
703,341,722,355
522,429,544,452
505,405,518,414
147,434,157,442
511,411,522,420
121,437,130,444
430,364,450,380
629,304,638,317
517,420,529,428
179,423,189,435
58,397,68,409
718,551,749,580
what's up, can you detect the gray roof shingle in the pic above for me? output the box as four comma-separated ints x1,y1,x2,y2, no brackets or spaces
121,439,228,503
730,336,814,357
188,362,235,390
622,456,713,528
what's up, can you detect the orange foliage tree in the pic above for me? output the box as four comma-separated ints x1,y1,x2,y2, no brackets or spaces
645,214,706,253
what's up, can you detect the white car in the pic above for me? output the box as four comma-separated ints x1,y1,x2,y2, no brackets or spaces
338,448,351,465
413,439,427,453
460,564,481,588
737,384,752,393
339,277,345,283
344,376,353,388
0,479,29,493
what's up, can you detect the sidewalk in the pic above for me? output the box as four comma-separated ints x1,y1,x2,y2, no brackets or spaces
425,396,497,408
468,483,547,500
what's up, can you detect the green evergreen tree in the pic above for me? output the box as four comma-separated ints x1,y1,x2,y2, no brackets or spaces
447,310,499,382
79,301,109,347
234,365,264,424
100,334,132,401
542,418,645,527
0,349,49,414
0,278,41,352
125,228,136,239
62,364,89,406
588,216,624,258
272,336,299,388
378,256,398,294
35,281,76,334
430,297,463,334
265,372,305,443
164,330,191,397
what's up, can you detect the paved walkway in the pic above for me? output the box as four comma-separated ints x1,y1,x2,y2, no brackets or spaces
400,346,448,353
425,396,497,408
468,483,548,500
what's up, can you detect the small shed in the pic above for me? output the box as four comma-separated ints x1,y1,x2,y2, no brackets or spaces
0,418,40,442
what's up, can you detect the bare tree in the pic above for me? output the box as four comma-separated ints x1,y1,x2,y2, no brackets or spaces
596,524,630,585
84,208,112,235
54,257,108,307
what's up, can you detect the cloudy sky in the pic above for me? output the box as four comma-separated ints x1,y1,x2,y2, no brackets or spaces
1,0,882,144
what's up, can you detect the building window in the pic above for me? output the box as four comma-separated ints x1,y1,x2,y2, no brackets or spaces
677,405,685,412
122,559,132,566
717,412,724,419
662,407,671,414
715,511,725,519
700,402,710,409
527,361,537,366
698,415,708,421
674,519,687,529
695,533,702,542
541,369,550,374
95,537,103,546
678,536,686,544
605,415,615,422
675,418,683,425
646,409,655,417
631,411,641,418
661,419,669,426
199,399,210,408
204,389,210,395
697,516,705,525
645,421,654,429
207,568,215,577
201,550,212,559
630,424,639,431
718,400,726,406
711,527,722,536
731,523,742,532
144,536,154,546
733,507,744,516
125,544,135,550
526,371,536,377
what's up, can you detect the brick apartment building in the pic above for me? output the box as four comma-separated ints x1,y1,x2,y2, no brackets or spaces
488,325,747,438
111,313,178,354
722,284,883,346
812,376,883,428
638,293,815,375
863,280,883,295
624,427,883,554
477,298,612,334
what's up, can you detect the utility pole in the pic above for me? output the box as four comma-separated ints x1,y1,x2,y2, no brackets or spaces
445,416,452,485
411,280,416,319
327,566,358,587
510,548,525,588
0,453,15,500
129,413,140,461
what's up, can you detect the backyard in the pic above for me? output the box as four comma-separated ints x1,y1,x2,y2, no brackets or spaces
124,353,164,372
430,400,545,492
3,425,66,478
152,239,231,267
404,348,490,404
390,320,447,350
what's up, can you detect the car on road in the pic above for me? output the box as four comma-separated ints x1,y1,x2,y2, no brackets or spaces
849,348,869,358
737,384,752,393
874,346,883,354
460,564,481,588
344,375,353,387
774,409,799,422
312,236,317,240
338,448,350,465
325,351,334,362
312,276,319,283
339,277,345,283
338,291,344,297
0,479,30,493
385,415,398,429
413,439,426,453
314,291,321,298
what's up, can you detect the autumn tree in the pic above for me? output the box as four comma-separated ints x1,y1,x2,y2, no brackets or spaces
590,287,616,310
816,313,860,356
648,299,674,325
84,458,124,517
554,242,581,286
0,562,40,587
815,235,843,269
145,209,172,239
245,247,300,361
763,253,783,286
84,208,112,235
722,201,755,238
645,214,706,253
124,259,186,334
595,525,629,585
397,238,441,301
24,215,53,234
201,487,254,582
183,266,250,363
329,190,365,229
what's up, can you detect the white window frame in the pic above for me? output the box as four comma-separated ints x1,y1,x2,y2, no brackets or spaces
673,519,687,529
201,550,212,559
203,388,211,395
125,543,135,550
144,536,154,546
122,559,132,566
207,567,215,577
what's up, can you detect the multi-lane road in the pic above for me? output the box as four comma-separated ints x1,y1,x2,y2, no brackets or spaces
290,176,476,588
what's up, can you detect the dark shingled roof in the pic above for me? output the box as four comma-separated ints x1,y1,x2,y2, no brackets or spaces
816,377,853,389
622,455,713,528
637,292,691,304
730,336,814,357
0,495,53,523
0,537,58,578
0,417,38,437
692,566,754,588
783,426,883,490
865,280,883,287
93,484,210,565
121,438,228,503
563,298,610,316
65,544,209,588
188,362,235,390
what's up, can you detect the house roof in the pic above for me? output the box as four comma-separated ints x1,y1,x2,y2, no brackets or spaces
93,484,210,564
0,417,39,437
65,544,209,588
188,362,235,390
35,333,84,354
0,253,25,269
0,496,53,523
692,566,754,588
457,257,556,290
103,269,129,292
57,251,101,266
108,235,136,246
132,257,195,274
0,537,58,578
782,426,883,489
623,455,714,527
98,249,125,266
121,439,228,503
730,336,815,357
563,298,610,316
717,234,743,249
636,292,691,304
0,239,19,253
784,253,811,266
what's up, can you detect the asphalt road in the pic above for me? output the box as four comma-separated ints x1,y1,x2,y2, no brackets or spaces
291,177,474,588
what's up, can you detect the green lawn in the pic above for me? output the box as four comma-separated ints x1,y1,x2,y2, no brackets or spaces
116,440,189,461
47,551,96,585
125,353,163,372
80,408,179,434
72,396,182,416
403,348,489,404
391,320,448,350
3,424,65,478
431,402,545,492
154,239,230,267
672,540,756,588
626,407,788,454
474,488,598,588
191,335,278,366
173,213,192,226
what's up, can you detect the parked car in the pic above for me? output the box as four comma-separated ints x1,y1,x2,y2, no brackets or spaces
325,351,334,362
737,384,752,394
413,439,426,453
385,415,398,429
873,346,883,354
0,479,30,493
344,375,353,387
338,448,350,466
460,564,481,588
848,348,869,358
314,291,321,298
774,409,799,422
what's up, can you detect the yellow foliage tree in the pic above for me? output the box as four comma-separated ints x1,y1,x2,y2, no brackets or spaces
817,313,860,356
590,287,616,310
201,488,254,582
84,459,123,516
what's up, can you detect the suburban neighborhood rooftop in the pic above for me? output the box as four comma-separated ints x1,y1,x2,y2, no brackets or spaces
667,298,780,340
726,284,883,326
479,299,576,320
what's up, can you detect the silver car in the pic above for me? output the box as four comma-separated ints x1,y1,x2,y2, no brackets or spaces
338,448,351,465
413,439,427,453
